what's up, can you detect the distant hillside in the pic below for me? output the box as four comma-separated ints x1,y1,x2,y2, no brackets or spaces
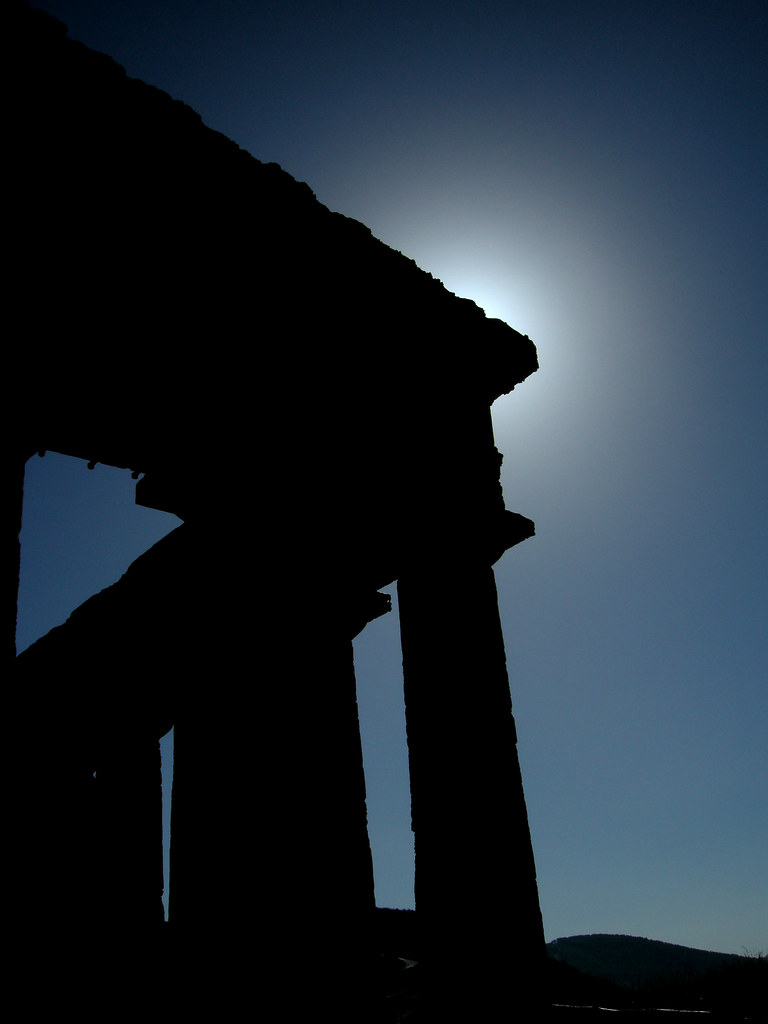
547,933,746,989
369,918,767,1016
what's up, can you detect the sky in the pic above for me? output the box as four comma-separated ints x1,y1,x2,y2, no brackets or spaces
19,1,767,956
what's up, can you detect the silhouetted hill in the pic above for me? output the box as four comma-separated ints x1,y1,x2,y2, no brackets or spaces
370,919,767,1018
547,933,746,989
547,934,767,1019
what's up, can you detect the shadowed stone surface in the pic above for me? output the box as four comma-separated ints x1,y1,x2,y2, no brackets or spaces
9,2,545,1017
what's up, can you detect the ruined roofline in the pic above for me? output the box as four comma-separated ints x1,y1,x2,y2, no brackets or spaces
15,1,538,418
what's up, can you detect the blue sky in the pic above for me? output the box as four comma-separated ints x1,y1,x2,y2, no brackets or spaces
20,1,766,955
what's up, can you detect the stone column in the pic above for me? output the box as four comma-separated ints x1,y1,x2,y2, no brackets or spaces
397,556,546,1014
6,448,35,664
167,570,379,1015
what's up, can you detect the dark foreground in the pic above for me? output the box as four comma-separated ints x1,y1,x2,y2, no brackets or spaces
373,949,765,1023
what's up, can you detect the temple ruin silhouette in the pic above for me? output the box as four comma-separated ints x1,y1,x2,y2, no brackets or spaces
9,3,546,1018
